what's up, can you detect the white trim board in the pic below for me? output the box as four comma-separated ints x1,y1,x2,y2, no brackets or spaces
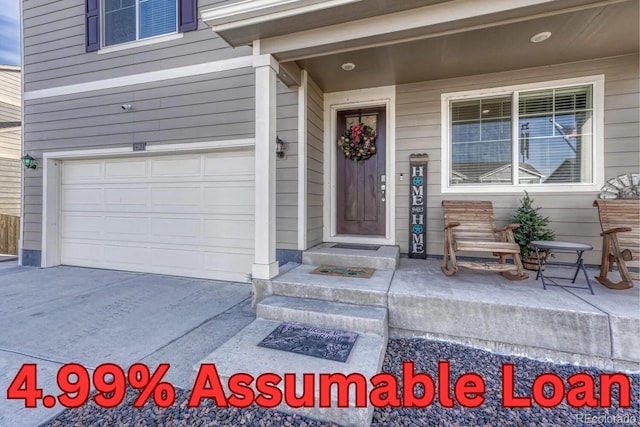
41,139,255,268
297,70,308,251
323,86,396,246
201,0,360,32
24,56,253,100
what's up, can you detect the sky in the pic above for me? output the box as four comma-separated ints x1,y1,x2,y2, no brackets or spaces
0,0,20,66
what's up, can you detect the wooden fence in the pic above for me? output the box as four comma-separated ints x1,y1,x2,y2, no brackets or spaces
0,214,19,255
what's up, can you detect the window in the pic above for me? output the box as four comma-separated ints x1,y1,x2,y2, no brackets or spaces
85,0,198,52
442,76,603,192
104,0,177,46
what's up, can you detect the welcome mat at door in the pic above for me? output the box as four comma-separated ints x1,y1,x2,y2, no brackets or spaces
310,265,375,279
257,322,359,362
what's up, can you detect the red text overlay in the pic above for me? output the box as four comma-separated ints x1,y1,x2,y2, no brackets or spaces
6,362,632,409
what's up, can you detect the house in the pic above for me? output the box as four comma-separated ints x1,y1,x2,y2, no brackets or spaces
0,65,21,218
20,0,639,283
452,162,544,185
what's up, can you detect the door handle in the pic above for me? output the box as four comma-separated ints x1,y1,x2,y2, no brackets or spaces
380,184,386,202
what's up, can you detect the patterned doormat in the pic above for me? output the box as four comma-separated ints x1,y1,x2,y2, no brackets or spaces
257,322,359,362
310,264,375,278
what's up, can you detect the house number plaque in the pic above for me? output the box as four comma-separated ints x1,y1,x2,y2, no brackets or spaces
409,154,428,259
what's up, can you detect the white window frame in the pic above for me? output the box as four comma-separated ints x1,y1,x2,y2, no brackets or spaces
441,75,605,194
101,0,179,50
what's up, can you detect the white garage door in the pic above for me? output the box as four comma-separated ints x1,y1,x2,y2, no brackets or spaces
59,151,254,282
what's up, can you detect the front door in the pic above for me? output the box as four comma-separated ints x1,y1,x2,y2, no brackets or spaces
336,107,386,235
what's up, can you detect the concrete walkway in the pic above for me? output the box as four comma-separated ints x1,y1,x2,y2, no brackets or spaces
0,266,255,427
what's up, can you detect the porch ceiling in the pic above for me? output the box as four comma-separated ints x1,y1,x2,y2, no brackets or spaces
203,0,638,92
293,0,639,92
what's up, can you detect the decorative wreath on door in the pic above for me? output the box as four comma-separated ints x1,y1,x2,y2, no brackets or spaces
338,123,377,161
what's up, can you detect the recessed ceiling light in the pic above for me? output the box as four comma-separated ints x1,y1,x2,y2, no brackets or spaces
341,62,356,71
482,109,490,114
530,31,552,43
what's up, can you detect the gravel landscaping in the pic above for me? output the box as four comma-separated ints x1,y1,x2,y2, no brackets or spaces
41,339,639,426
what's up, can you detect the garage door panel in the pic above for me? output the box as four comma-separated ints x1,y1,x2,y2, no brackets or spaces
62,161,103,182
60,151,255,282
151,187,201,208
149,247,201,269
99,245,154,268
62,241,104,264
105,188,149,207
104,217,149,237
151,156,201,177
61,215,104,236
203,251,252,274
204,154,254,176
62,187,103,209
151,218,200,242
204,187,253,210
105,159,148,179
204,219,252,240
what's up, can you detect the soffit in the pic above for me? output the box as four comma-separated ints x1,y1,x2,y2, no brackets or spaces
204,0,449,46
293,0,639,92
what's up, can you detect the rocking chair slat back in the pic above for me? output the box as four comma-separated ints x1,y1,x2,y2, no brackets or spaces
593,199,640,289
440,200,528,280
442,201,499,242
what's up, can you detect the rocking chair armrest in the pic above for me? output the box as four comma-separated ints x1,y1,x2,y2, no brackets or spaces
495,224,520,233
445,222,461,230
601,227,632,236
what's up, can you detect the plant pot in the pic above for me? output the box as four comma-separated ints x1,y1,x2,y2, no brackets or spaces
522,254,545,271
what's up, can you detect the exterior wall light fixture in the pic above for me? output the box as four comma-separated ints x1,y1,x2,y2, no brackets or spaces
276,136,286,159
22,153,37,170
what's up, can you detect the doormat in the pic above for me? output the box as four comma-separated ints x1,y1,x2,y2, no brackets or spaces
257,322,358,362
310,264,375,278
332,243,381,251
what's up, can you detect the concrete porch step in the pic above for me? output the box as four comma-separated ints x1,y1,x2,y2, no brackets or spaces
195,318,387,426
257,264,394,307
302,243,400,271
257,295,388,337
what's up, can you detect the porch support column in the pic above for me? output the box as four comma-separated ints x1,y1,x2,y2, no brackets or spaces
252,53,279,280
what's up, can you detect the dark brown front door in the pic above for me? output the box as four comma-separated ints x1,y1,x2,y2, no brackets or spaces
336,107,386,235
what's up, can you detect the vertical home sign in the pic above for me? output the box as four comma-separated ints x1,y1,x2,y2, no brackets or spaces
409,154,428,259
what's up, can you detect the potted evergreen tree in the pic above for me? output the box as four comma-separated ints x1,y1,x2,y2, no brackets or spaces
511,191,555,270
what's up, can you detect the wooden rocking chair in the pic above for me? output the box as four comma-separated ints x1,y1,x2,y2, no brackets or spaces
441,200,528,280
593,199,640,289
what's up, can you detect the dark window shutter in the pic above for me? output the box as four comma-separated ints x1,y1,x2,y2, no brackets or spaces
179,0,198,32
86,0,100,52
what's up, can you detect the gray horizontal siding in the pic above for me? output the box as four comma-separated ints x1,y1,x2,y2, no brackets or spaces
307,75,324,248
0,158,21,217
276,81,299,250
22,0,252,91
395,54,639,265
21,67,256,251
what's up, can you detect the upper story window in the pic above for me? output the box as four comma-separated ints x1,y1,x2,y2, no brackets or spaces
441,75,604,193
85,0,198,52
104,0,177,46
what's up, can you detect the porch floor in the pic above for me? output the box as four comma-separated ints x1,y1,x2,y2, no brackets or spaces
389,257,639,371
271,256,639,371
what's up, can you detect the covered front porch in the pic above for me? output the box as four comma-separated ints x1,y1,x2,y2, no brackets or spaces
260,252,640,370
200,0,639,280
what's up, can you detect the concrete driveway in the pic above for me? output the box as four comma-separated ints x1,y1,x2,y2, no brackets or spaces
0,266,255,427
